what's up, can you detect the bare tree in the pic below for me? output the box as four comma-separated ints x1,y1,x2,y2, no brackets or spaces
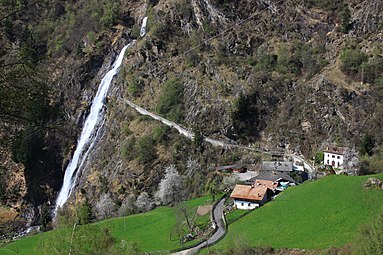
155,165,184,205
172,202,196,243
344,148,359,172
221,175,240,191
118,194,136,217
95,194,116,220
135,192,153,213
185,157,201,176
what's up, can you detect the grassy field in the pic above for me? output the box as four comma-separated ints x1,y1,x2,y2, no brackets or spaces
0,196,213,255
214,174,383,251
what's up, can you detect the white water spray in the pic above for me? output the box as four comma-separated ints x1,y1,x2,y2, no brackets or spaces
140,16,148,37
55,44,131,211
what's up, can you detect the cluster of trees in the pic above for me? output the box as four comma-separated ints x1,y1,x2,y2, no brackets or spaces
156,78,184,123
121,125,171,165
340,43,383,87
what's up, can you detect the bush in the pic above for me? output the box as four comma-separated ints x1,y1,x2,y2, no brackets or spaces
156,78,184,122
95,194,116,220
152,126,169,144
121,137,136,160
359,133,375,156
315,151,324,164
126,75,141,97
135,135,157,164
118,195,136,217
340,48,368,76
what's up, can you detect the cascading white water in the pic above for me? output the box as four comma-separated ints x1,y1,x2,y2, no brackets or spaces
55,44,131,211
55,16,148,212
140,16,148,37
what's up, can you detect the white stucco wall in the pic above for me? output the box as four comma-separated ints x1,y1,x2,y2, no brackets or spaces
234,200,260,210
324,152,344,169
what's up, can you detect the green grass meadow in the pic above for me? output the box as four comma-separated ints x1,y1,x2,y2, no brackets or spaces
0,196,213,254
214,174,383,251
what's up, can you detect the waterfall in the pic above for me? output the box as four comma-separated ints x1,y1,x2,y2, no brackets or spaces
55,16,148,212
54,44,131,212
140,16,148,37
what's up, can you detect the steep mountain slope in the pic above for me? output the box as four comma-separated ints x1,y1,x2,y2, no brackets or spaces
0,0,383,233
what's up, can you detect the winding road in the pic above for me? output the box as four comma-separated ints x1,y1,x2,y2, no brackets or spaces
172,197,226,255
122,99,316,254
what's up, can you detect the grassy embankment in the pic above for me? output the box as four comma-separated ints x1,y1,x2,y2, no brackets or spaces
0,196,213,255
215,174,383,251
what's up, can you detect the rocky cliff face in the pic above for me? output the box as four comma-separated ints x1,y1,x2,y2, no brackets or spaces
1,0,383,228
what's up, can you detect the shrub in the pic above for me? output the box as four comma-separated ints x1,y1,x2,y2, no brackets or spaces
130,23,140,39
135,135,157,164
118,195,136,217
341,6,351,33
135,192,153,212
315,151,324,164
95,194,116,220
121,137,136,160
255,52,277,72
152,126,169,144
156,78,184,122
359,133,375,156
126,75,140,97
121,121,132,137
340,48,368,76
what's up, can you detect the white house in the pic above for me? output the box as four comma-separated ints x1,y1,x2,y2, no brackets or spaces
230,180,278,210
323,146,346,170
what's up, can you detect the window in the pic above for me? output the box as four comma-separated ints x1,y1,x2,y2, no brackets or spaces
332,155,335,158
327,160,329,164
241,203,244,207
248,203,251,207
337,156,340,159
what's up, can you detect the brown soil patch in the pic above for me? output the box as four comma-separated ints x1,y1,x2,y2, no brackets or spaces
0,207,17,224
197,205,212,216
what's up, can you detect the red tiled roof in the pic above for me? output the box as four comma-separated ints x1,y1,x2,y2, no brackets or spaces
254,179,278,192
230,185,268,201
324,146,347,155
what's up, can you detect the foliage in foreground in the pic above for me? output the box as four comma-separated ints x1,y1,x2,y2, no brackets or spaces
0,196,213,254
354,210,383,255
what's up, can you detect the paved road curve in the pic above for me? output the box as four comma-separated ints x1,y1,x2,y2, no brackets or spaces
172,197,227,255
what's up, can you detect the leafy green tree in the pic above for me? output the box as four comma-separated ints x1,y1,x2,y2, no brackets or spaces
156,79,184,122
340,48,368,76
204,178,218,201
315,151,324,164
135,135,157,164
360,133,375,156
341,6,351,33
193,126,204,153
40,202,51,232
76,200,92,225
231,92,264,142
